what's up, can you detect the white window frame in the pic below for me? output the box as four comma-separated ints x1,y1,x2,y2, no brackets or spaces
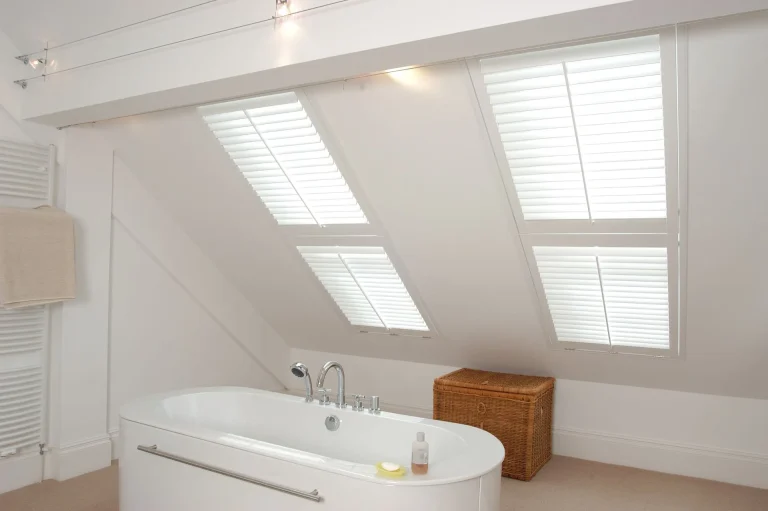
468,29,687,357
521,233,678,356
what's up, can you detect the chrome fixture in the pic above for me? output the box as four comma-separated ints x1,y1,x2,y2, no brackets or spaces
290,362,313,402
351,394,366,411
316,388,331,406
317,361,346,408
138,445,322,502
369,396,381,414
324,415,340,432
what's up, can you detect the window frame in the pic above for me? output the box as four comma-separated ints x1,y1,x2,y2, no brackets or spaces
468,28,687,357
521,233,678,356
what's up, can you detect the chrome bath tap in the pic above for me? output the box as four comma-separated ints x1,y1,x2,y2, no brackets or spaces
317,361,346,408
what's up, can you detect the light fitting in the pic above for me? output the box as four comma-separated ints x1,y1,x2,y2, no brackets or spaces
276,0,291,17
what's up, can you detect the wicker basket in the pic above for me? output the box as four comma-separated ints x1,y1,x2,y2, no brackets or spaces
433,369,554,481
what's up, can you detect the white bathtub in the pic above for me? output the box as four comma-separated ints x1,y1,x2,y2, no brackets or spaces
119,387,504,511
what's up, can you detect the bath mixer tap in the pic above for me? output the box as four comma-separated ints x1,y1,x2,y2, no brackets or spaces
316,361,346,408
317,388,331,405
351,394,366,411
290,362,313,403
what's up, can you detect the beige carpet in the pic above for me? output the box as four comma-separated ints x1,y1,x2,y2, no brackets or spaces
0,456,765,510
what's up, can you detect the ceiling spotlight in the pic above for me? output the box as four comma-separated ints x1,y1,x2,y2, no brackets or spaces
15,55,47,68
276,0,291,17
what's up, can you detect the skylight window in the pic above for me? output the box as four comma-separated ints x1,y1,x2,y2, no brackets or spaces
200,92,368,226
479,35,667,221
533,246,669,350
298,246,428,332
473,32,682,356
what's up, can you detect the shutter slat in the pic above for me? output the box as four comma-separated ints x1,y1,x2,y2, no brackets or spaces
534,246,669,349
202,93,367,226
600,248,669,349
534,248,609,344
480,35,667,221
298,246,428,332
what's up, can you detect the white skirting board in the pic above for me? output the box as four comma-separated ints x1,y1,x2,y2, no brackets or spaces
48,435,113,481
0,452,42,494
110,429,121,460
553,427,768,489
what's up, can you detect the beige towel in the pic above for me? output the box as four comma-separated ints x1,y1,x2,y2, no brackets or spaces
0,206,76,308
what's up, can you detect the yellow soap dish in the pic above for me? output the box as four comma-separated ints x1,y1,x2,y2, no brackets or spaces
375,462,406,478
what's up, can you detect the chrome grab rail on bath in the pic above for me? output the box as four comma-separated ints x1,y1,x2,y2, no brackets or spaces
137,445,323,503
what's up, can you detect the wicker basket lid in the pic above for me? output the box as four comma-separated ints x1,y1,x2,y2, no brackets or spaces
435,368,554,395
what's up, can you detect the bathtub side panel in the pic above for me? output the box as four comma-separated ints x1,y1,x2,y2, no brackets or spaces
479,464,502,511
120,420,482,511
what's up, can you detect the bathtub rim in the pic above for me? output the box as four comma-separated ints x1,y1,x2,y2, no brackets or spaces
120,386,505,487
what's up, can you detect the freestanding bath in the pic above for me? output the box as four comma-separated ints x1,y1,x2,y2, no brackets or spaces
119,387,504,510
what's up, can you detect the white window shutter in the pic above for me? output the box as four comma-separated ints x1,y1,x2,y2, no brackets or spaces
298,249,384,329
480,63,588,220
200,93,368,226
533,246,669,350
480,35,667,222
532,247,609,344
598,247,669,349
298,246,428,332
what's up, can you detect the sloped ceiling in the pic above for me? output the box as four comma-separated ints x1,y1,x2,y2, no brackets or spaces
101,12,768,400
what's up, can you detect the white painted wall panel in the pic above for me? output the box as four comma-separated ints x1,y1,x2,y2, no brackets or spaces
108,220,283,432
56,126,113,480
111,158,290,393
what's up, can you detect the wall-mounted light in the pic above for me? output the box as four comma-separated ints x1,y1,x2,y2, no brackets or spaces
276,0,291,17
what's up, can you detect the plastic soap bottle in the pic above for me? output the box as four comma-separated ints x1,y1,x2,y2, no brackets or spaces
411,432,429,475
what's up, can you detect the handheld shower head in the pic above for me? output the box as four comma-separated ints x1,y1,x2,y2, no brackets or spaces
291,362,309,378
290,362,313,402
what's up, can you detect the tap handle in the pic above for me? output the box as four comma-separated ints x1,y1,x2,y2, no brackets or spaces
352,394,366,411
369,395,380,414
317,388,331,405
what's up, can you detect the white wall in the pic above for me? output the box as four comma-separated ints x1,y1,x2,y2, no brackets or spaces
0,106,28,140
290,348,768,488
108,157,289,444
52,126,114,480
38,134,292,481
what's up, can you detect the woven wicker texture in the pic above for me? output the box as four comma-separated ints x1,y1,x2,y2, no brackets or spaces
433,369,554,481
